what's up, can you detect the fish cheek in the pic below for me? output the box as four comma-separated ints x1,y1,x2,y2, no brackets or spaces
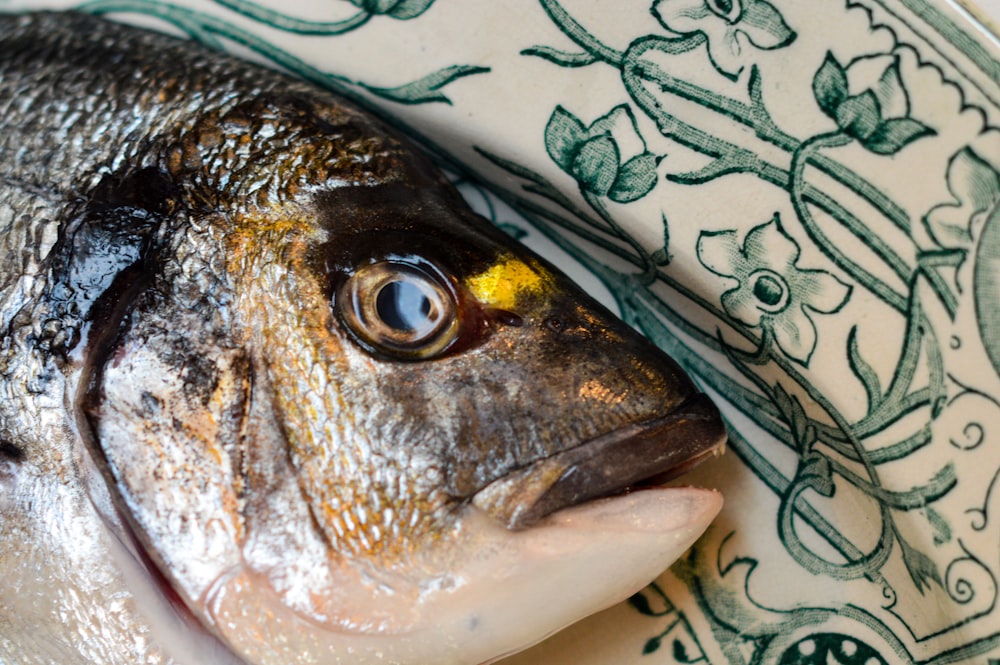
81,283,253,609
258,318,449,561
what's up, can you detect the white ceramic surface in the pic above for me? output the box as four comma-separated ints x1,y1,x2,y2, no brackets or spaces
3,1,999,663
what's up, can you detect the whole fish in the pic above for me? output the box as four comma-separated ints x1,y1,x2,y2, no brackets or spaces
0,11,726,665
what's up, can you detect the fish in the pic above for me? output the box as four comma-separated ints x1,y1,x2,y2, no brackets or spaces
0,11,726,665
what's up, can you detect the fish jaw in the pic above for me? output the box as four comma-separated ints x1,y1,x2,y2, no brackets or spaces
471,392,725,528
195,487,722,665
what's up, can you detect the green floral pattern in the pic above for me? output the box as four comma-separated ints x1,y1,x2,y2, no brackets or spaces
812,52,935,155
545,105,659,203
924,147,1000,252
697,215,851,364
652,0,795,79
346,0,434,19
78,0,485,104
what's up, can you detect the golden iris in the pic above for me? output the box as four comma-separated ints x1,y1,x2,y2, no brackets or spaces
336,261,460,360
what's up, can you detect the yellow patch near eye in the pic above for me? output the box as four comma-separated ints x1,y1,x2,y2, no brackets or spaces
465,256,547,310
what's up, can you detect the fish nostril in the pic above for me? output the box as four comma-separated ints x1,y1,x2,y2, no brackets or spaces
0,440,25,462
544,316,566,333
544,314,592,339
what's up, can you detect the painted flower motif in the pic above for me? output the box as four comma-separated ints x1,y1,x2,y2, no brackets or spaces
697,215,851,364
812,52,934,154
545,104,659,203
652,0,796,80
348,0,434,19
923,147,1000,251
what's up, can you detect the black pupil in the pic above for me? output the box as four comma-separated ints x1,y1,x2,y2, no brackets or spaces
376,280,434,334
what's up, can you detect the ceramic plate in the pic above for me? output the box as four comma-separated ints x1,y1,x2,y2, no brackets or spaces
4,1,999,663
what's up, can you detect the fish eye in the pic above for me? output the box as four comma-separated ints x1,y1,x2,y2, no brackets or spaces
336,261,460,360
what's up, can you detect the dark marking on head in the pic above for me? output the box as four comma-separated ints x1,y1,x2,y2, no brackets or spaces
140,391,162,415
176,345,222,406
314,183,508,272
87,166,180,218
0,440,25,463
41,167,179,357
487,309,523,328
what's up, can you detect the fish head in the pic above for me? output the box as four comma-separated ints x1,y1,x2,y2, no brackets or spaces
82,94,725,664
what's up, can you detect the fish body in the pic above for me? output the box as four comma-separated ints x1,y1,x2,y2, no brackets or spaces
0,12,726,665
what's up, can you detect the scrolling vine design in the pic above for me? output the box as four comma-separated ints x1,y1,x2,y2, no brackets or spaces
477,0,978,597
78,0,490,105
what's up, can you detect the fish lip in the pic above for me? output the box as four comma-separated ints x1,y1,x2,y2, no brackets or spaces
471,393,727,529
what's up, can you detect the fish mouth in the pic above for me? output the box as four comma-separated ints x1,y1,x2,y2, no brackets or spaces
472,392,727,529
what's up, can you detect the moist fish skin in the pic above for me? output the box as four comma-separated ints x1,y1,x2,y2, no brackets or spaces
0,11,726,665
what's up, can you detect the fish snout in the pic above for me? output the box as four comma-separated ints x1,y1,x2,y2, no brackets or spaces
428,286,728,529
472,391,725,529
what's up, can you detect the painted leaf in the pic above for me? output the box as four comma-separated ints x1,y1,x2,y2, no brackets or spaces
870,58,910,119
925,147,1000,249
774,383,810,452
349,0,434,17
627,591,656,616
898,535,942,593
862,117,935,155
847,326,882,414
651,213,672,266
673,637,693,662
364,64,490,104
545,106,587,172
571,135,620,196
608,152,658,203
520,45,599,67
588,104,631,138
835,91,882,140
387,0,435,19
801,453,835,498
739,0,797,50
812,51,848,118
926,507,952,546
